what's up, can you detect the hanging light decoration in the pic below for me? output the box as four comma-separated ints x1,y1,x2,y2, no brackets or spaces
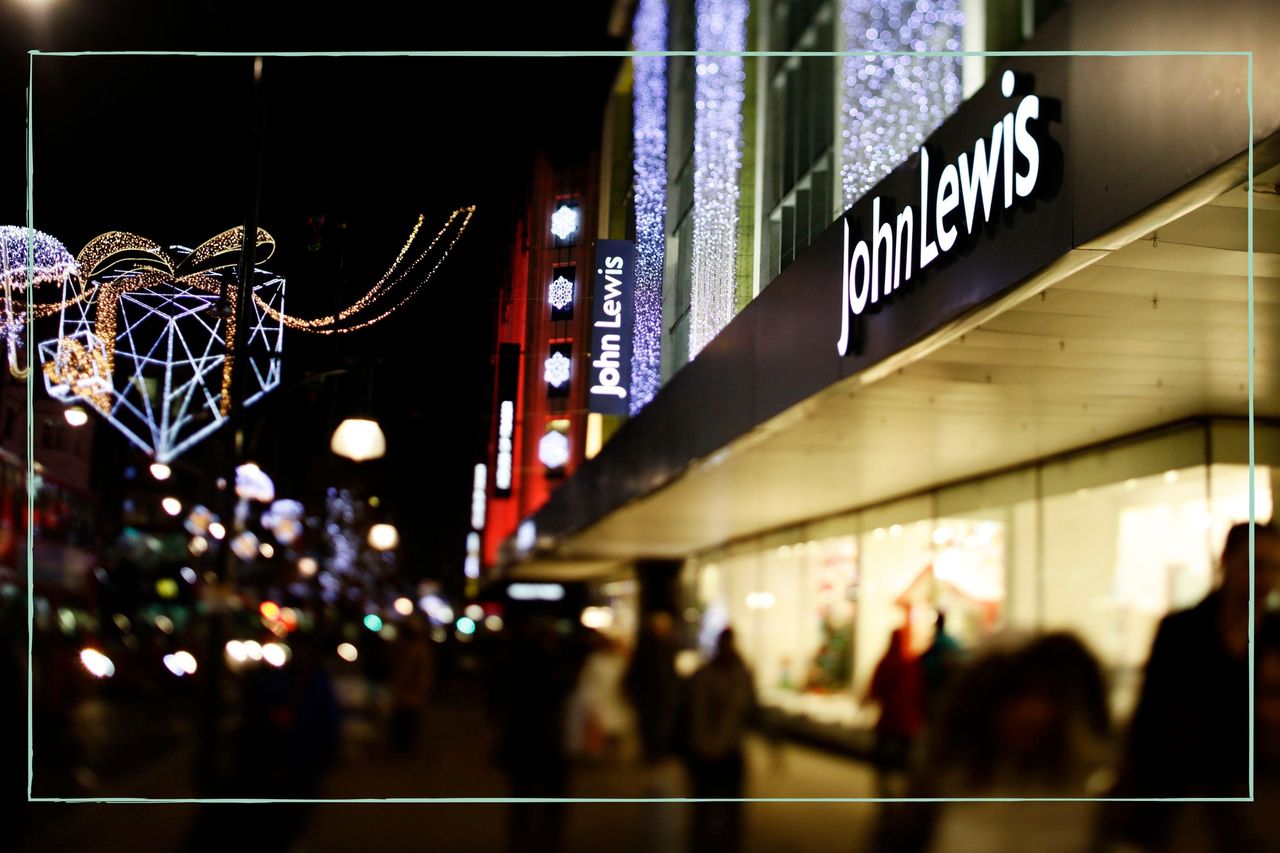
688,0,748,360
38,207,474,464
839,0,964,208
330,417,386,462
630,0,669,413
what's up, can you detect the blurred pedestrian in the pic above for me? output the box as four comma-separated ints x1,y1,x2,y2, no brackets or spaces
919,611,961,722
1107,521,1280,851
625,611,681,768
865,626,924,799
495,620,579,853
388,618,435,753
566,628,631,762
878,631,1112,852
686,627,757,853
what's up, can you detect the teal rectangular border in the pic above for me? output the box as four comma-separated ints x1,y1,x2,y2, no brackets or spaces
23,48,1257,804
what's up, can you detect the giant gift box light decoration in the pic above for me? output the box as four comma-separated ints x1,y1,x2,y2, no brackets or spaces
38,207,473,463
38,227,285,464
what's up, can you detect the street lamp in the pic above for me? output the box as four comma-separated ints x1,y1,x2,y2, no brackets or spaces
368,523,399,551
64,406,88,427
330,417,386,462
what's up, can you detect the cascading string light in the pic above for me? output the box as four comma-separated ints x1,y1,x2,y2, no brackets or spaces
689,0,748,362
630,0,669,414
839,0,964,209
256,205,475,334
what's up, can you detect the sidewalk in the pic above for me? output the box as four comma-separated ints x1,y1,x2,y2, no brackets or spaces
15,676,884,852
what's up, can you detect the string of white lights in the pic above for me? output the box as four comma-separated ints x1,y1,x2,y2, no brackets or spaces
839,0,964,208
630,0,668,413
689,0,748,361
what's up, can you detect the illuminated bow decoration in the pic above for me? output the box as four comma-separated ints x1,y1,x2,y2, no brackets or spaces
43,227,275,415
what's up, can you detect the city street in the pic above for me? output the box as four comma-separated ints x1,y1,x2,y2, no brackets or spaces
19,673,881,852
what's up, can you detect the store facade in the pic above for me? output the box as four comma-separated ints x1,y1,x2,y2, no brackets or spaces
501,0,1280,736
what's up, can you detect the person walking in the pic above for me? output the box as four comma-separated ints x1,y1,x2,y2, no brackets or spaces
865,626,925,799
1108,520,1280,849
686,627,758,853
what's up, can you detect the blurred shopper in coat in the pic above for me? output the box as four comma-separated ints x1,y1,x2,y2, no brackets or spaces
1108,520,1280,850
687,627,758,853
875,631,1113,853
865,626,924,798
388,618,435,753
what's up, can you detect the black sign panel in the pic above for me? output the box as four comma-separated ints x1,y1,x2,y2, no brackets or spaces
588,240,634,416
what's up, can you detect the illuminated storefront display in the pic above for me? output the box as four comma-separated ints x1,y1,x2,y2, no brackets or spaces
689,422,1277,729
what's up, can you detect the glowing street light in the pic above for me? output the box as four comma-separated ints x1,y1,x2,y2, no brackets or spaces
64,406,88,427
150,462,172,481
330,418,386,462
368,523,399,551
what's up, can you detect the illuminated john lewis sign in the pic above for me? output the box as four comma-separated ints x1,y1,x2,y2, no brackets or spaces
838,71,1043,356
589,240,634,415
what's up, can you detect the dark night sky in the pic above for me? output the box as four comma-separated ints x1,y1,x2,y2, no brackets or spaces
1,0,628,587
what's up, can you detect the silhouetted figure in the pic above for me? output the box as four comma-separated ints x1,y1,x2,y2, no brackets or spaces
919,611,961,722
496,620,579,853
567,628,630,761
388,618,435,753
624,612,681,767
865,626,924,798
0,610,26,851
1109,521,1280,850
188,633,342,852
687,627,757,853
878,631,1112,852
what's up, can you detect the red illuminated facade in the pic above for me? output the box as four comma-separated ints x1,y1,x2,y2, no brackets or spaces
482,151,600,569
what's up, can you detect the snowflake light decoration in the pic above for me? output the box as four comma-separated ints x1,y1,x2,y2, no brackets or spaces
550,205,580,241
539,429,570,469
547,275,574,311
543,351,571,388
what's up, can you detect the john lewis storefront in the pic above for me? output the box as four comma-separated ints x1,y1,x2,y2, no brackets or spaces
507,0,1280,737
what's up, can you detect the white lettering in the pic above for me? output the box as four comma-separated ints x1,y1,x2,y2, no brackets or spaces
838,76,1048,356
871,197,894,302
1015,95,1041,198
920,147,938,269
958,124,1002,231
936,163,960,253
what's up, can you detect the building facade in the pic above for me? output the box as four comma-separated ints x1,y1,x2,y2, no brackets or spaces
493,0,1280,736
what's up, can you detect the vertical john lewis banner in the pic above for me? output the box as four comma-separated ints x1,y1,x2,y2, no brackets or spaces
589,240,634,415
